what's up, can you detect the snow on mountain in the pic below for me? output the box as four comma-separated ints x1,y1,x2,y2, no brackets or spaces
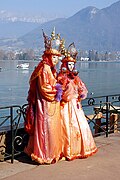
0,10,51,23
0,10,55,38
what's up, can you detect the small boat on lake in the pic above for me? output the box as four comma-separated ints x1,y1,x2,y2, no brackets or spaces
17,63,29,69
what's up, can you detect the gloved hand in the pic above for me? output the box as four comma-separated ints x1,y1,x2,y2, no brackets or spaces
55,83,62,90
79,93,87,100
55,83,63,102
80,94,85,99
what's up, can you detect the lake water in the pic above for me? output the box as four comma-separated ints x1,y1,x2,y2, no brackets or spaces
0,60,120,107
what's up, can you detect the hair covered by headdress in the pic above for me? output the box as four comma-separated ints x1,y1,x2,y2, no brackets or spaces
59,42,79,78
62,42,78,67
29,28,65,83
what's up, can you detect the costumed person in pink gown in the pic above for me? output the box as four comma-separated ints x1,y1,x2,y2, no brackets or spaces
24,29,64,164
57,43,98,160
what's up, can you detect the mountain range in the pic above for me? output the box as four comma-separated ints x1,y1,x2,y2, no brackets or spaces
0,0,120,51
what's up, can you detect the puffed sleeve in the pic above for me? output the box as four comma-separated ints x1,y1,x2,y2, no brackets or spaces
37,64,57,101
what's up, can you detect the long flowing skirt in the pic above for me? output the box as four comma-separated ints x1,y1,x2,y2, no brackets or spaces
61,98,98,160
24,99,63,164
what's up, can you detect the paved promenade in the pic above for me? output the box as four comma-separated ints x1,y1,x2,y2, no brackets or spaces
0,132,120,180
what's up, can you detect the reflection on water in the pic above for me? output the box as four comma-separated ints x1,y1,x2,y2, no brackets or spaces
76,61,120,98
0,60,39,106
20,69,29,74
0,60,120,106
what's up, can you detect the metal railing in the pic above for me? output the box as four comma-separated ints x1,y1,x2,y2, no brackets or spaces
0,104,28,163
83,94,120,137
0,94,120,163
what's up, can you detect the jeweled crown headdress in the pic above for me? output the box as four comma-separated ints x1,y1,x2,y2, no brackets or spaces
61,42,79,75
42,27,65,56
61,42,78,62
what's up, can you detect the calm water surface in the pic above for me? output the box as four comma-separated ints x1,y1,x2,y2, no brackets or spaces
0,60,120,107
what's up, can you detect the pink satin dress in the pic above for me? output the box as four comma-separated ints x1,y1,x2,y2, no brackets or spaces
60,78,98,160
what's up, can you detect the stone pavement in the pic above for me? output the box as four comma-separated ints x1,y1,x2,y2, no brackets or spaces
0,132,120,180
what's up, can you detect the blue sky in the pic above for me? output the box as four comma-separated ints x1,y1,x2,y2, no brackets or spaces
0,0,119,18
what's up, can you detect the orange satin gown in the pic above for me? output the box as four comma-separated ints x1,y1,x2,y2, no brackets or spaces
24,64,62,164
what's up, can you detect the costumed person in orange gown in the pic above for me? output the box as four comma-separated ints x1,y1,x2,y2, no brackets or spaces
57,43,98,160
24,29,64,164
